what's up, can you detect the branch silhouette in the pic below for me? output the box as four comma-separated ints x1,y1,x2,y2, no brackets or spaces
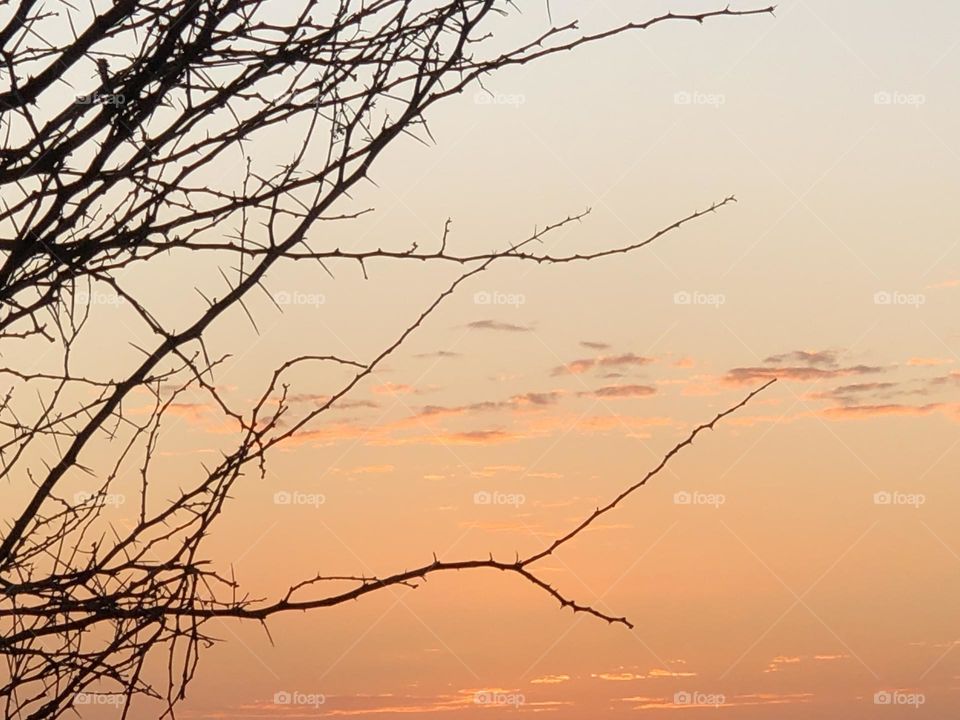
0,1,775,717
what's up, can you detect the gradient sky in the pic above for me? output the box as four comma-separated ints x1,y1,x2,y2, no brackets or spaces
21,0,960,717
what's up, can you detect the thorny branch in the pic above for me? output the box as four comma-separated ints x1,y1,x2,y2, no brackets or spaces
0,1,775,717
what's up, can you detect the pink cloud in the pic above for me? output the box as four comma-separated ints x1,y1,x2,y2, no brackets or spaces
926,278,960,289
725,364,883,384
552,352,654,376
466,319,533,332
823,403,946,419
908,357,953,367
371,382,415,396
583,384,657,399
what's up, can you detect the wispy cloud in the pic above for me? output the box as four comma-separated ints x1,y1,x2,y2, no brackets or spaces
414,350,462,359
926,278,960,289
765,653,848,673
552,352,654,376
371,382,416,396
350,464,395,475
581,384,657,399
378,429,521,446
288,394,380,411
823,403,947,419
908,357,953,367
411,390,564,423
808,382,899,403
592,672,647,682
591,664,695,681
763,350,839,367
726,364,883,384
530,674,571,685
624,692,814,710
725,349,883,385
466,319,534,332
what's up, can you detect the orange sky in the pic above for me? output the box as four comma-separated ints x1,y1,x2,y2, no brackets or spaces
8,0,960,717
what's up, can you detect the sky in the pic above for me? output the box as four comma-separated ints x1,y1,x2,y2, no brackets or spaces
14,0,960,717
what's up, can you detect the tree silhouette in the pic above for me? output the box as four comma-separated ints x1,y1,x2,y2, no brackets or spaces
0,1,774,717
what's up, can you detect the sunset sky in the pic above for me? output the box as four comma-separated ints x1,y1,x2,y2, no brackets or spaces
16,0,960,717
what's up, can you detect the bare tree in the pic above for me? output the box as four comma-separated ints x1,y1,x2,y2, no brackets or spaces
0,1,775,717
